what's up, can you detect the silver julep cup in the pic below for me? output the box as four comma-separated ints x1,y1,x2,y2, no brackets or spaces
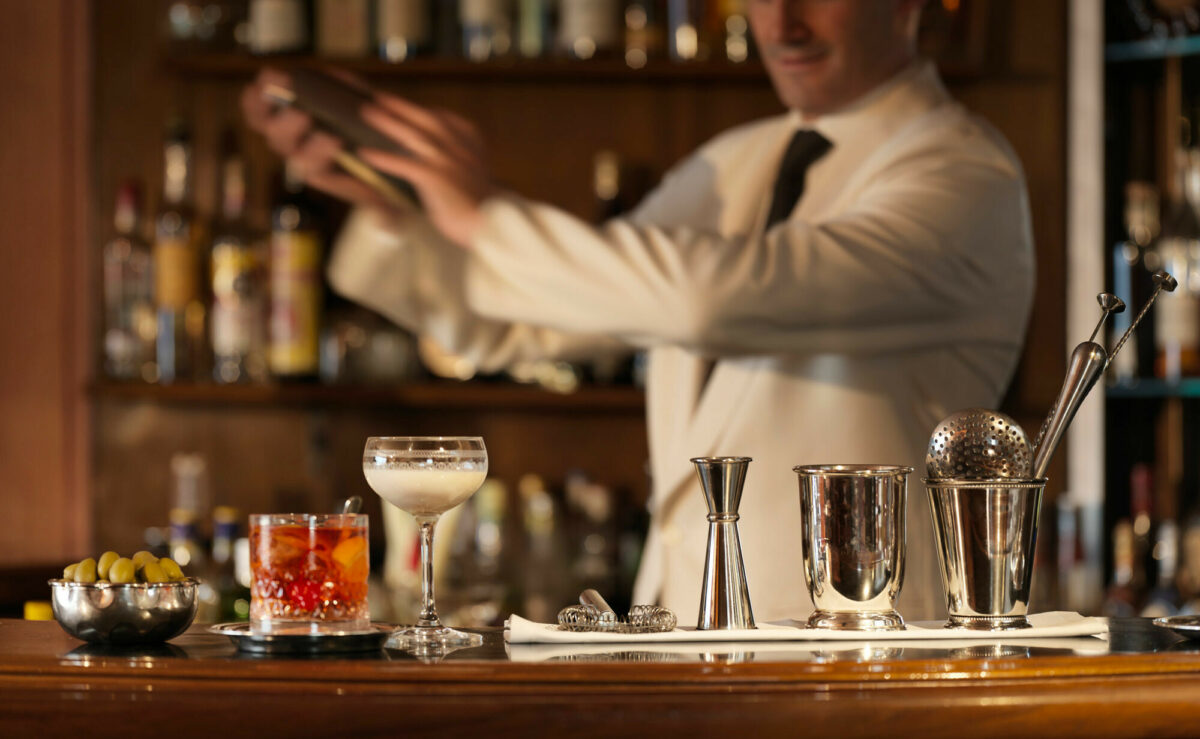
793,464,912,631
924,477,1046,630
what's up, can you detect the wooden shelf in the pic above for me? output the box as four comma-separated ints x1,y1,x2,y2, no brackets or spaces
1106,35,1200,63
89,379,646,412
165,53,772,84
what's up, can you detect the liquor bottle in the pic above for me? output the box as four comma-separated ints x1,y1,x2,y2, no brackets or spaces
1177,508,1200,614
1111,181,1159,382
376,0,431,62
593,149,623,221
558,0,620,59
516,0,553,58
666,0,701,60
623,0,663,68
460,0,513,61
1130,462,1154,595
248,0,311,54
315,0,371,57
211,506,252,621
268,166,323,380
519,474,570,623
1101,519,1139,618
210,131,268,385
1141,519,1181,618
564,471,616,599
1151,147,1200,380
102,180,156,382
718,0,749,62
154,117,205,384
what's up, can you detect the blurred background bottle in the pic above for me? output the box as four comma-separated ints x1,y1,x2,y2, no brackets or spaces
1151,147,1200,380
460,0,513,61
516,0,553,58
210,129,268,384
315,0,371,58
248,0,311,55
624,0,663,68
558,0,620,59
1102,519,1139,617
376,0,431,62
103,180,157,382
268,165,323,380
155,117,206,384
1111,180,1159,382
211,505,252,621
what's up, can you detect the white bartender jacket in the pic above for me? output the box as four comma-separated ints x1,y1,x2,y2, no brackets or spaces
328,60,1036,622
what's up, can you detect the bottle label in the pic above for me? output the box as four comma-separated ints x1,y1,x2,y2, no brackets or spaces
559,0,619,50
317,0,371,57
376,0,430,44
269,230,322,375
212,241,265,356
154,238,198,310
1156,290,1200,349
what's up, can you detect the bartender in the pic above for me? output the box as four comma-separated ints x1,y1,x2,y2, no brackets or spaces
243,0,1034,622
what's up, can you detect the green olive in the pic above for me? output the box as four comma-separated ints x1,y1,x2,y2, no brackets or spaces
74,557,97,584
158,557,185,580
140,561,167,583
62,563,78,580
131,550,158,569
96,551,119,580
108,557,135,584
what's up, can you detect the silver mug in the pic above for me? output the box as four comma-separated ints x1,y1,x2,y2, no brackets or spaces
793,464,912,631
925,477,1046,630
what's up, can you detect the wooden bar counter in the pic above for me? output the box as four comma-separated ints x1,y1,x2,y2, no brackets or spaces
3,618,1200,737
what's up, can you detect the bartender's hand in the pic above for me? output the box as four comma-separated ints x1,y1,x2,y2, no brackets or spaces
357,93,496,249
240,68,395,212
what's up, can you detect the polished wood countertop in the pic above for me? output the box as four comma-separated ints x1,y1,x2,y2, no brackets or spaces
3,618,1200,737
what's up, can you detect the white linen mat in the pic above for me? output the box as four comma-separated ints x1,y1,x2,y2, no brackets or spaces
505,611,1108,645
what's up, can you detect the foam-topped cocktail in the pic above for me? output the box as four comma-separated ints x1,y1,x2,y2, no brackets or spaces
363,436,487,651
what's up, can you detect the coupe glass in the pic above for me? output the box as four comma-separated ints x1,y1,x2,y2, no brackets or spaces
363,436,487,651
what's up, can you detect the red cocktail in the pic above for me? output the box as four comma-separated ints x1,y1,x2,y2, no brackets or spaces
249,513,369,633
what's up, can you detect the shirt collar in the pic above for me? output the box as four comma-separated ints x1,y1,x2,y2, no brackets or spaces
786,59,949,148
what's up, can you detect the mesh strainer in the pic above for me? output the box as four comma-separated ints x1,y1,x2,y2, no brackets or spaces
925,408,1032,480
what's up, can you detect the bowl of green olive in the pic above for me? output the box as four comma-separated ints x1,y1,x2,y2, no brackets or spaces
49,550,198,645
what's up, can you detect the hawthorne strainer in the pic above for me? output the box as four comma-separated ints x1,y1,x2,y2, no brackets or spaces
925,408,1032,480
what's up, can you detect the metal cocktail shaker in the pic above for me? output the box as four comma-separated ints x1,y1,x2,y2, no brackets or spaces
692,456,755,630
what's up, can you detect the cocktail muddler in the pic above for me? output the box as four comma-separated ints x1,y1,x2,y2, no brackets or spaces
692,456,755,630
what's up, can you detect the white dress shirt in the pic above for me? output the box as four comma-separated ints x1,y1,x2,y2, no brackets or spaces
328,60,1036,622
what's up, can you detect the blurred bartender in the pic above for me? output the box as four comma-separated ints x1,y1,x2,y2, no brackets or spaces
243,0,1034,622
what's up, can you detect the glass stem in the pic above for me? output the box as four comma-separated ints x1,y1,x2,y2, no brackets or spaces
416,517,441,628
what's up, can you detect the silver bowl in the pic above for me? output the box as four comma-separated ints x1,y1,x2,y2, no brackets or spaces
48,578,198,645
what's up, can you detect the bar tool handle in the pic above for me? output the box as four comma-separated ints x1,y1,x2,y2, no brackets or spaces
579,589,615,615
1030,341,1107,479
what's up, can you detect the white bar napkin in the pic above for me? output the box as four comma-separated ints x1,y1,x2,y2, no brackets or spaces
505,611,1108,645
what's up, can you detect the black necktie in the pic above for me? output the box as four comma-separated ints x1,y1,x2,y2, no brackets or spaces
765,129,832,227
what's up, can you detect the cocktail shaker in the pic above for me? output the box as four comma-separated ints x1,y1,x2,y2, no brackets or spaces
692,456,755,630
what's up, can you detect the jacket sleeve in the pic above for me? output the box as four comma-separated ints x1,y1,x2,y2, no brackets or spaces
463,140,1035,358
326,208,630,373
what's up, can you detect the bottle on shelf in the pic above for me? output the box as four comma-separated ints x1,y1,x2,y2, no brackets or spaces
593,149,624,222
268,165,324,380
1111,181,1160,382
1177,508,1200,614
516,0,553,58
460,0,514,61
558,0,620,60
154,116,207,384
376,0,431,62
315,0,371,58
1102,519,1140,618
1150,147,1200,380
718,0,749,63
1141,519,1181,618
211,130,268,384
519,474,571,623
168,453,220,621
211,505,252,621
102,180,157,382
666,0,701,60
623,0,664,68
248,0,311,55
